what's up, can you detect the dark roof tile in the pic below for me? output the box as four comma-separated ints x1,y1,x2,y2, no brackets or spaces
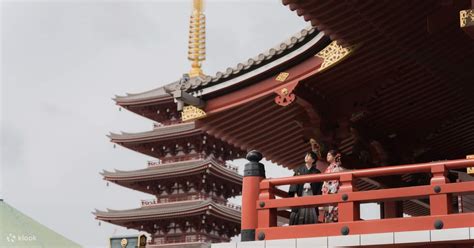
102,158,242,183
94,199,240,222
115,26,319,104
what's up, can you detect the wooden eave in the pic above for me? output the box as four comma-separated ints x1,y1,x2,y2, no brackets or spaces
112,26,330,111
101,158,242,186
109,122,201,144
93,200,241,224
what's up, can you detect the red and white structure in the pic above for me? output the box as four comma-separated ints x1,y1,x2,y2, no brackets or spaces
95,0,474,247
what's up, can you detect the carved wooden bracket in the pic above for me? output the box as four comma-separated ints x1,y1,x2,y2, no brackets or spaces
274,80,299,107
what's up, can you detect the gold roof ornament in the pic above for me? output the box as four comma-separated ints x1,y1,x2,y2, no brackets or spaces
188,0,206,78
460,9,473,28
182,105,207,122
315,41,355,72
275,72,290,82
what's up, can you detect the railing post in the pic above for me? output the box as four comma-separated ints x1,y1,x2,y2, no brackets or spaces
241,150,266,242
430,164,452,215
338,173,359,222
257,180,276,231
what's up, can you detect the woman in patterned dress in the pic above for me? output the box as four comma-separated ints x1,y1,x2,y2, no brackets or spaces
321,149,344,223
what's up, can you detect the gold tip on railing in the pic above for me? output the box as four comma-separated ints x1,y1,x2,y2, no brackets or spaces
467,155,474,174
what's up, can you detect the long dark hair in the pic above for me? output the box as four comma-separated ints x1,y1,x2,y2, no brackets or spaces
327,149,341,163
327,149,339,157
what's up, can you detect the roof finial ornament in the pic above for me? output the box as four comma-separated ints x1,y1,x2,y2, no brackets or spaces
188,0,206,78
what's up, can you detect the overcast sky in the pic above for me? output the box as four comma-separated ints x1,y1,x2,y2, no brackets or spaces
1,1,378,247
1,1,307,247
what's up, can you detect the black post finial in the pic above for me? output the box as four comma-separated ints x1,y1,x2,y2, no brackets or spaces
243,150,265,177
246,150,263,162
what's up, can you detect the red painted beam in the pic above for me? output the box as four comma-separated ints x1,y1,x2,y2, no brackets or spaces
257,181,474,210
204,56,323,115
264,159,474,186
256,213,474,240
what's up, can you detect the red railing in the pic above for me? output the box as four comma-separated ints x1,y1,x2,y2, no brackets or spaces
241,153,474,241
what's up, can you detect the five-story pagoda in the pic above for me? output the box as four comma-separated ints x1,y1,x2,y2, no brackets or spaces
94,1,244,247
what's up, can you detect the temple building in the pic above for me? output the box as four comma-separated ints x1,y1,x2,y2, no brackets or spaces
95,0,474,247
94,1,243,247
94,111,245,246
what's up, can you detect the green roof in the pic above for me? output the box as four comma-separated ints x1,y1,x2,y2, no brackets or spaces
0,200,82,247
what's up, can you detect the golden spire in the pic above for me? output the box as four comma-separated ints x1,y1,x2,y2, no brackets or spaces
188,0,206,78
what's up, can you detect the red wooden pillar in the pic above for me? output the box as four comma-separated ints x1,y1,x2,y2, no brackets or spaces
241,151,266,242
430,164,452,215
338,173,360,222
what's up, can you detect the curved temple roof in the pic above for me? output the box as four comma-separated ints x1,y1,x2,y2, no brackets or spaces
114,26,328,106
109,122,200,143
94,199,241,224
114,86,173,105
101,158,242,185
280,0,474,161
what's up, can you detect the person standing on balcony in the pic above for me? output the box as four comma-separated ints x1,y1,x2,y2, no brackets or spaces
288,151,323,225
322,149,344,223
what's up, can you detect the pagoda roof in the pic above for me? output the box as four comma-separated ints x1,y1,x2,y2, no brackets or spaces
114,26,328,106
190,0,474,170
278,0,474,161
114,86,174,106
101,158,242,186
109,122,200,143
109,121,244,161
93,199,240,224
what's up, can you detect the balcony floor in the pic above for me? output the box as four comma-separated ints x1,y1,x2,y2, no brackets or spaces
212,227,474,248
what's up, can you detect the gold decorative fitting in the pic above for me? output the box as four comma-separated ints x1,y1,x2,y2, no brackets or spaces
188,0,206,77
274,80,299,107
316,41,354,71
182,105,207,122
467,155,474,175
275,87,295,106
275,72,290,82
460,9,474,28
